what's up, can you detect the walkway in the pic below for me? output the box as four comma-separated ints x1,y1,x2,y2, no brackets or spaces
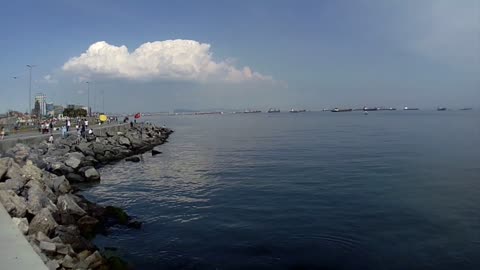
0,204,48,270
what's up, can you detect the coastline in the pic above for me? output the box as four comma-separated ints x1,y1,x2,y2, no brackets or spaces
0,123,173,269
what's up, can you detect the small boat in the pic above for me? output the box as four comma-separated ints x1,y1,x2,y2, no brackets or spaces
244,110,262,113
437,107,447,111
403,107,419,111
363,107,378,111
289,109,306,113
268,108,281,113
331,108,353,112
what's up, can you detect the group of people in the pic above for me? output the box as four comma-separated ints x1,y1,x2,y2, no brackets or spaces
46,117,94,144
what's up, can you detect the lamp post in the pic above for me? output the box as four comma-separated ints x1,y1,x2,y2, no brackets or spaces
86,81,90,116
26,65,35,115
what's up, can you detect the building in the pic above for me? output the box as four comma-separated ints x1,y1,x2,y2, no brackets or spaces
34,93,47,116
46,102,54,116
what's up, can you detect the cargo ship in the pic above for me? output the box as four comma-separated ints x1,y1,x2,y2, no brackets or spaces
289,109,306,113
268,108,281,113
403,107,419,111
331,108,353,112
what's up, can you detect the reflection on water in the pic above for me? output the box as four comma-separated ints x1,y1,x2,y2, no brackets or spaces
82,111,480,270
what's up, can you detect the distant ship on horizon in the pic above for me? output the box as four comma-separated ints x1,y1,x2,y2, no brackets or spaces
289,109,306,113
437,107,447,111
244,110,262,113
268,108,281,113
403,107,419,111
331,108,353,112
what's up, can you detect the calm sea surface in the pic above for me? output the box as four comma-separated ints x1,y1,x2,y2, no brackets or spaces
82,111,480,270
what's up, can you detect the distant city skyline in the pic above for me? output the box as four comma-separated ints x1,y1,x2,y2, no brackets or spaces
1,0,479,113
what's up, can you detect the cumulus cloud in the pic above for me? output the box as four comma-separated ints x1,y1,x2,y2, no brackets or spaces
62,40,272,83
43,74,58,84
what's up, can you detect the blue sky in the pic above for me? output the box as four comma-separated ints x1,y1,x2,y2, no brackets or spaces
1,0,478,112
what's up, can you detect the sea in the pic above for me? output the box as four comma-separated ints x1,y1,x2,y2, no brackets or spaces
81,110,480,270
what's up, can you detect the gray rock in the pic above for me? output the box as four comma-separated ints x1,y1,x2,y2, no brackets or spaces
5,161,26,181
55,243,74,255
117,136,131,147
77,215,99,235
12,217,29,235
36,231,50,242
152,149,162,156
29,208,58,236
85,251,103,268
84,167,100,181
65,173,85,183
2,177,27,193
0,157,12,180
52,175,71,194
26,180,58,215
54,225,94,252
77,250,92,260
31,242,49,263
0,190,27,217
46,259,60,270
65,156,81,169
57,194,86,216
40,240,57,253
61,254,77,268
125,156,141,162
91,142,108,156
81,155,98,167
74,143,95,157
22,160,43,181
50,161,74,175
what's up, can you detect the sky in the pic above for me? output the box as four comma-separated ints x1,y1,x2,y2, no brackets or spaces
0,0,478,113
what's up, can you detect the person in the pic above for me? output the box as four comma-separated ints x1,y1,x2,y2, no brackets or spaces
66,119,71,132
0,126,5,140
130,121,134,128
88,128,93,135
49,121,54,134
61,126,67,138
81,124,86,139
48,134,54,144
85,119,89,129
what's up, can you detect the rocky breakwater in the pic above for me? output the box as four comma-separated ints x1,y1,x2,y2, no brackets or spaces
0,124,173,270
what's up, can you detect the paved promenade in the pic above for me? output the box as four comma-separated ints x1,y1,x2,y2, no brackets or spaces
0,204,48,270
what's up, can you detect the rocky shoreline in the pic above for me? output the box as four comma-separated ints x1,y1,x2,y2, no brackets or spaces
0,124,173,270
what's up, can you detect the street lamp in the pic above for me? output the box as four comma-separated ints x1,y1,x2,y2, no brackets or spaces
85,81,90,117
26,65,36,115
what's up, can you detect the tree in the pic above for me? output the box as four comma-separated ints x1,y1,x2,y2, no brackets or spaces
63,108,87,117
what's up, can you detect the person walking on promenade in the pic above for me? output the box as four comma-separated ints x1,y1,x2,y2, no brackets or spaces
0,126,5,140
66,119,71,132
49,121,54,134
85,119,89,129
48,134,54,144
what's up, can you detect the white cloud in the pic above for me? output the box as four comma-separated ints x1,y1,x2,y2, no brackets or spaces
43,74,58,84
62,40,272,83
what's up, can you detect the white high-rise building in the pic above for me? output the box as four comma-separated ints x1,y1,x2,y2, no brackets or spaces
34,93,47,116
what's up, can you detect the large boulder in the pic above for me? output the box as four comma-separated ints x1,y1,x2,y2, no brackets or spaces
0,157,12,180
74,143,95,157
1,177,27,194
64,152,84,169
25,180,57,215
54,225,94,252
12,217,29,235
57,194,86,216
52,175,71,194
22,160,43,181
49,161,74,175
84,167,100,182
77,215,99,236
29,208,58,236
0,190,27,217
66,173,85,183
117,136,131,147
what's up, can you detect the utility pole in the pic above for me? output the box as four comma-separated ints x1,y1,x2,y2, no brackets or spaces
26,65,35,115
86,81,90,116
102,89,105,114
